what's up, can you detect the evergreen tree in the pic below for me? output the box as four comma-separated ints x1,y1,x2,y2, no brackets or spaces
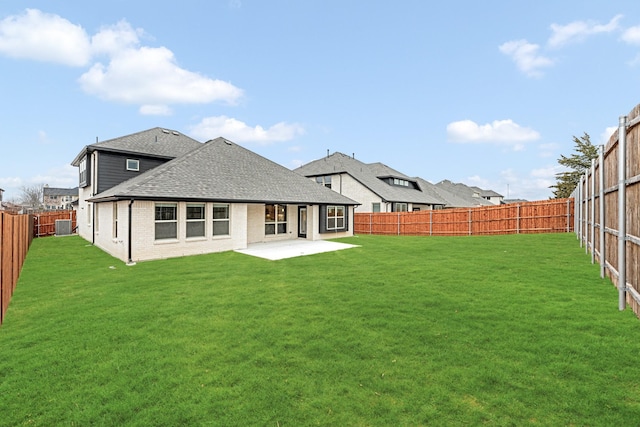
550,133,600,199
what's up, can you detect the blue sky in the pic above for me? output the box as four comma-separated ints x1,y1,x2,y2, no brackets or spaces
2,1,640,202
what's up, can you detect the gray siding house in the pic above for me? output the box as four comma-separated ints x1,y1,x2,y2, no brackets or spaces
72,129,357,263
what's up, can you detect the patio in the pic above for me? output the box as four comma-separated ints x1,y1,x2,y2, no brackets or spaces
234,239,359,260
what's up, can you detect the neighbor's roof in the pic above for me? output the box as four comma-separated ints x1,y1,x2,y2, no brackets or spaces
294,152,445,205
43,186,78,197
71,127,202,166
88,138,358,205
434,180,495,207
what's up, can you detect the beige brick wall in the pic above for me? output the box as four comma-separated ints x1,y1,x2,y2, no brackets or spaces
84,200,353,263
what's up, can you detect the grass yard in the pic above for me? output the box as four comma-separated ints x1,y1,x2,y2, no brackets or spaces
1,233,639,426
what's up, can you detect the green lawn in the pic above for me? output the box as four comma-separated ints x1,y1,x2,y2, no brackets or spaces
1,234,639,426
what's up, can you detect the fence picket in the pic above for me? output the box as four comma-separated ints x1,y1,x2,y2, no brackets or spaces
354,199,574,237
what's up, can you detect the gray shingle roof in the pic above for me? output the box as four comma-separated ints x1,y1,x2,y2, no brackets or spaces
294,152,445,205
43,187,78,197
434,180,495,207
71,127,202,165
88,138,358,205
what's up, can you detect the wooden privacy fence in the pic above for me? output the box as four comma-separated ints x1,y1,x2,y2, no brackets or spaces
354,198,574,236
574,103,640,318
34,210,76,237
0,212,34,325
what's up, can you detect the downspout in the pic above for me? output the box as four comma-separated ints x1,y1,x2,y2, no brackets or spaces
92,202,96,244
127,199,135,265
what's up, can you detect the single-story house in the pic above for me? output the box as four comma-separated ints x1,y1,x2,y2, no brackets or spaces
294,152,446,212
71,128,358,263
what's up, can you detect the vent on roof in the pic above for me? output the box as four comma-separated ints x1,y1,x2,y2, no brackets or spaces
162,129,170,134
224,140,232,145
172,131,179,135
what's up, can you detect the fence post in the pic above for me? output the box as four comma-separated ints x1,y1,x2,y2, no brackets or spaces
598,145,605,278
517,204,521,234
429,210,432,236
584,171,589,254
369,213,372,235
618,115,627,311
397,212,400,236
590,158,596,264
577,176,583,245
566,199,571,233
468,209,472,236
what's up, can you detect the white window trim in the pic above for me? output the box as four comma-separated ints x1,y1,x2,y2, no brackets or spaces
212,203,231,237
326,205,345,230
154,203,178,241
126,159,140,171
186,203,206,239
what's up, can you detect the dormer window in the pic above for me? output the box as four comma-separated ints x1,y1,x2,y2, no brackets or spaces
315,175,332,189
126,159,140,171
393,178,410,187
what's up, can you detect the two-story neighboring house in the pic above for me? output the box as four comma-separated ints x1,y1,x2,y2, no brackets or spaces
71,128,357,263
294,152,446,213
42,185,79,210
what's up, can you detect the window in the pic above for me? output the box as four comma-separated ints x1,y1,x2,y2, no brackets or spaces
392,178,410,187
326,205,345,230
155,203,177,240
186,204,205,238
319,205,348,233
213,204,230,236
79,157,87,186
126,159,140,171
372,203,381,212
265,204,287,235
393,203,408,212
113,204,118,238
315,175,332,189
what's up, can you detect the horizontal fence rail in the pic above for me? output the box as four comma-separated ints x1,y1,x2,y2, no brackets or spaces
355,199,574,237
574,103,640,318
34,210,77,237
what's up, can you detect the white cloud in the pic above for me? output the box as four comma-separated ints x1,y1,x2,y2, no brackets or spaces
499,39,554,77
548,15,622,48
601,126,618,144
91,20,143,56
190,116,305,144
447,119,540,148
78,46,243,106
538,142,558,158
465,166,559,201
290,159,304,168
622,25,640,45
0,9,91,66
140,105,173,116
0,10,243,112
0,164,77,201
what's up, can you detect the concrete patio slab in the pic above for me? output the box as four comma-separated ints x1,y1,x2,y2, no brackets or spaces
234,239,359,260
